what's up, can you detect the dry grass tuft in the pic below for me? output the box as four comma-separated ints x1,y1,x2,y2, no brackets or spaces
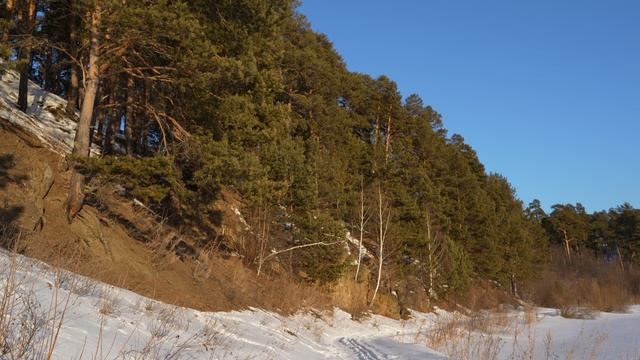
424,312,505,360
331,275,370,319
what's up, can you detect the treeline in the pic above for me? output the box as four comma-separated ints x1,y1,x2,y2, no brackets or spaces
531,201,640,268
4,0,632,307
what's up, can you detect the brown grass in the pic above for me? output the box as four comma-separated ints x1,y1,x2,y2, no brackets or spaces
439,280,521,315
523,248,640,315
424,312,506,360
330,275,370,318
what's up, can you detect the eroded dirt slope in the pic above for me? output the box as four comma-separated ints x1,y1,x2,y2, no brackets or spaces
0,123,326,312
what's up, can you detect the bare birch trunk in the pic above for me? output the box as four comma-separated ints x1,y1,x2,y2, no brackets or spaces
355,178,367,281
426,215,434,297
370,184,390,307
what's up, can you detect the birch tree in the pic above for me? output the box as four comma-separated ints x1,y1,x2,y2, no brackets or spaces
369,184,391,307
423,212,444,299
354,177,371,281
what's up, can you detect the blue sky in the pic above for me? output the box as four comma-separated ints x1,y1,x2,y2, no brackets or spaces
299,0,640,213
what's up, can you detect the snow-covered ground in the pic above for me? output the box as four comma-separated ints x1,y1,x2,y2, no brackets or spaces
503,307,640,359
1,249,639,359
0,249,447,359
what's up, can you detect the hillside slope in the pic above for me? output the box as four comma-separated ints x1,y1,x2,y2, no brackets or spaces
0,70,330,313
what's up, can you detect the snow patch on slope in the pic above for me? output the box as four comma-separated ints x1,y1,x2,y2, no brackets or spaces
0,69,99,155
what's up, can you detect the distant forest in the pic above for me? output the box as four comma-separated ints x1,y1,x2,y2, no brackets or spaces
2,0,639,305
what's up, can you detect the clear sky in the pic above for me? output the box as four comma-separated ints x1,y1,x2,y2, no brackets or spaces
298,0,640,213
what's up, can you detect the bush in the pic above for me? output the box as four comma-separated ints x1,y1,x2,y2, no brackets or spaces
80,155,184,206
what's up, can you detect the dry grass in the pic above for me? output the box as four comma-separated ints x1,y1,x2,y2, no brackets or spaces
199,254,333,314
331,275,373,319
0,250,72,360
439,280,521,315
524,249,640,315
422,307,613,360
0,247,230,360
97,287,121,316
424,312,506,360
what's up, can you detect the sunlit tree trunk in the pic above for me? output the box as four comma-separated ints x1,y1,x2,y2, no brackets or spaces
369,184,391,307
561,228,572,264
66,4,101,222
384,113,392,162
2,0,15,45
354,178,369,282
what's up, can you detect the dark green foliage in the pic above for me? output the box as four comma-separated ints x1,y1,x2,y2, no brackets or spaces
81,156,183,206
540,201,640,266
292,213,349,283
443,237,473,294
26,0,557,300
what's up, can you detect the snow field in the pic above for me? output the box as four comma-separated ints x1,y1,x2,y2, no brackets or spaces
2,248,640,359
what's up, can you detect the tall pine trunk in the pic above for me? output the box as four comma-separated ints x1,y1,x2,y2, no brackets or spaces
124,75,135,155
17,0,36,112
66,0,79,114
66,4,100,222
17,48,32,111
2,0,15,44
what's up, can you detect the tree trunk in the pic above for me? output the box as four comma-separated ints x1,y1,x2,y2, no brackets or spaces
124,75,135,155
370,185,390,307
66,0,79,114
384,113,392,162
427,215,434,297
2,0,15,44
17,0,36,112
561,229,572,264
90,92,105,147
137,79,150,153
355,178,366,282
42,48,54,91
616,244,625,271
17,48,32,111
65,4,100,222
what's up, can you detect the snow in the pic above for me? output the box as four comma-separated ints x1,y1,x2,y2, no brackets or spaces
0,69,99,156
2,249,640,359
499,307,640,360
346,231,372,261
0,249,445,359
